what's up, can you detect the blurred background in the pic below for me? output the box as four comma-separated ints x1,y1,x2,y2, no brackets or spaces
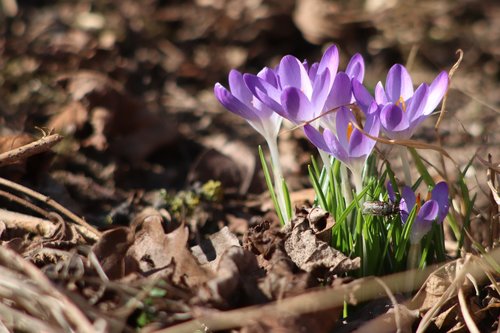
0,0,499,242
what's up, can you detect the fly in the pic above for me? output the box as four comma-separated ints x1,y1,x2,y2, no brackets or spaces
362,201,399,216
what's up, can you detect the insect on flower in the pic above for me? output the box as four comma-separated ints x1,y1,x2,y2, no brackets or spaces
362,200,399,216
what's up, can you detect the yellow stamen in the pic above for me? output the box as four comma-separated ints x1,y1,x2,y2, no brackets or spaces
347,122,353,142
396,96,407,112
416,193,421,212
425,192,431,201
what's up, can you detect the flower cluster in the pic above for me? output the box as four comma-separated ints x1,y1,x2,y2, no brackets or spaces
388,182,450,244
214,44,450,242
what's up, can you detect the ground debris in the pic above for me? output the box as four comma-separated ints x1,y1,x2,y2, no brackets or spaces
284,207,360,277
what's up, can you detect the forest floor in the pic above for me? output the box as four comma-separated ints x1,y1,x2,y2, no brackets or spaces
0,0,499,332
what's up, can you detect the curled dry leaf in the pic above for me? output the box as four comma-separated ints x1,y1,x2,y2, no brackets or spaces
92,227,133,280
284,208,360,276
197,246,265,308
191,226,240,271
307,206,335,243
0,133,36,179
244,220,316,300
125,208,212,286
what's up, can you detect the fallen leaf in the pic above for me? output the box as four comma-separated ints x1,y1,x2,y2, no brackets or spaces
284,208,360,276
48,101,88,135
191,226,240,271
125,208,212,286
189,138,255,194
92,227,132,280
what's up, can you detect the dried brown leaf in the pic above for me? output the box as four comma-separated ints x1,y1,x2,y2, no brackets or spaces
47,101,88,135
125,208,212,286
92,227,133,280
191,226,240,271
197,246,265,307
189,139,255,193
284,209,360,276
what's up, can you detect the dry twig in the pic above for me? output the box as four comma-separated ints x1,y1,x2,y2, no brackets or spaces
151,248,500,333
0,133,63,167
0,177,101,241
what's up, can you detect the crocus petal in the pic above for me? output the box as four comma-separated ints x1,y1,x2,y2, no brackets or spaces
407,83,429,122
308,62,319,82
399,198,411,224
244,74,283,114
380,104,410,136
335,106,353,149
353,80,374,112
278,55,312,97
374,82,388,105
346,53,365,83
281,87,314,123
304,124,330,152
321,73,352,131
367,101,380,116
324,72,352,111
228,70,253,103
411,200,439,243
365,109,381,136
431,181,450,222
317,44,339,77
214,83,258,120
417,200,439,222
257,67,278,88
424,71,449,115
348,113,379,158
347,129,369,158
387,182,396,203
399,186,416,224
385,64,414,102
311,70,331,114
323,128,349,162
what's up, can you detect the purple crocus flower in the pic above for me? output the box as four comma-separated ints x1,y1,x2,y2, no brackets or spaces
304,105,380,191
215,67,290,222
214,68,282,142
244,45,341,126
388,181,450,244
353,64,449,140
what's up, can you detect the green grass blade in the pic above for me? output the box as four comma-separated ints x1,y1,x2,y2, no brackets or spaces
408,147,435,186
259,145,284,225
282,178,293,221
308,164,329,211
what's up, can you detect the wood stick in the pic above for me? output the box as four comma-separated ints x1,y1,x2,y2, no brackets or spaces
0,133,63,167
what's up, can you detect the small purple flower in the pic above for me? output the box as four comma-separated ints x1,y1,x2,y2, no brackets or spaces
388,182,450,244
214,68,282,142
244,45,341,126
353,64,449,140
304,106,380,177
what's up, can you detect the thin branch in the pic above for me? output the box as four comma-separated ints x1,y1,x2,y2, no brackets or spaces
0,208,56,237
0,134,63,167
0,189,52,219
0,177,101,240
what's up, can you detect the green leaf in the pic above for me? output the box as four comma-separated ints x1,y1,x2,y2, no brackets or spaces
409,147,435,186
308,164,329,211
259,145,284,225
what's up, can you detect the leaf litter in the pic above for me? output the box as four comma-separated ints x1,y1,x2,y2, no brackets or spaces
0,0,499,332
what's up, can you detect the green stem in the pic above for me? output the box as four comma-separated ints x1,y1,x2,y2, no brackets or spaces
267,137,289,222
399,146,412,186
340,164,353,204
350,164,364,198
